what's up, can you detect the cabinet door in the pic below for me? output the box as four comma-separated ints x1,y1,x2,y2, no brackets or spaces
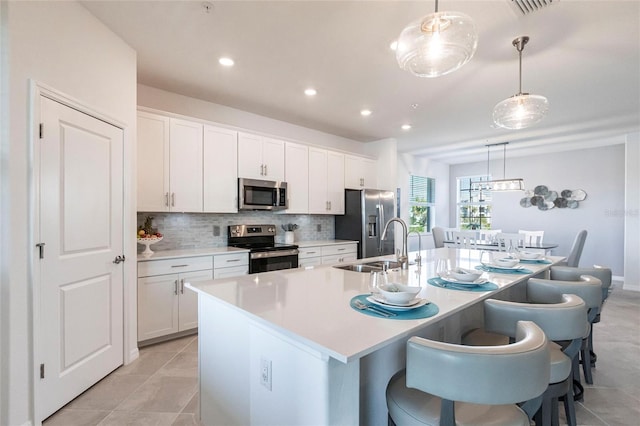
299,257,322,268
137,274,179,341
203,125,238,213
238,132,264,179
178,270,212,331
344,155,364,189
137,112,170,212
283,142,309,213
169,118,203,212
362,158,378,189
308,147,328,214
326,151,345,214
262,137,285,181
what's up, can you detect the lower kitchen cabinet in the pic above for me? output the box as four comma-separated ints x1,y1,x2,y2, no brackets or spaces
214,252,249,278
137,256,213,342
298,242,357,268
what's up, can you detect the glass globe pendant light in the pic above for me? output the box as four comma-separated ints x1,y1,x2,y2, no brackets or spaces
493,36,549,129
395,0,478,78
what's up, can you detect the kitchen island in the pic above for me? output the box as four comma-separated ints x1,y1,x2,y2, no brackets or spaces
187,248,563,426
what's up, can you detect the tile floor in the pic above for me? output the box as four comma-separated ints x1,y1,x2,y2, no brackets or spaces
44,284,640,426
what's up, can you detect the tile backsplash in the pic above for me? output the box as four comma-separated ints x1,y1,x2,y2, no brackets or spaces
136,212,335,252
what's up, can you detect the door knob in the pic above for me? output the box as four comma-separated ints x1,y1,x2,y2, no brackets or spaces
113,255,125,264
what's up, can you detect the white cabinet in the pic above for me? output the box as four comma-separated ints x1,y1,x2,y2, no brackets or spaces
308,148,345,214
298,243,358,268
214,252,249,278
137,255,213,342
137,112,204,212
203,125,238,213
238,132,285,181
137,111,170,212
283,142,309,214
345,155,378,189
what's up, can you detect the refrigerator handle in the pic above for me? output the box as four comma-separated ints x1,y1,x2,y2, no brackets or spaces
378,202,384,254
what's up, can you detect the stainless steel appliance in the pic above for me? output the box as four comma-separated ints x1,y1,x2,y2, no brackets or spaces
228,224,298,273
238,178,288,211
335,189,396,259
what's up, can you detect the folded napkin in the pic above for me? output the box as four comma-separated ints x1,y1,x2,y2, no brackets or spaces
427,277,498,292
518,258,552,264
475,265,533,274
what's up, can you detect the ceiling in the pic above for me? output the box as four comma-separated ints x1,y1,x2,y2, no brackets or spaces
82,0,640,163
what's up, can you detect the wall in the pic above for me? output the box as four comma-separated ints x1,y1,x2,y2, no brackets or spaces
137,212,335,252
0,1,8,423
450,143,626,276
397,153,450,251
6,2,137,424
625,133,640,291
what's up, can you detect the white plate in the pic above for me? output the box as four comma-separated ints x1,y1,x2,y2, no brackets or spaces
438,272,488,286
367,296,429,311
481,262,523,271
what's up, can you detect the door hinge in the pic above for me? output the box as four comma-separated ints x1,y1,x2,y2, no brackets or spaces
40,363,45,379
36,242,45,259
39,123,43,139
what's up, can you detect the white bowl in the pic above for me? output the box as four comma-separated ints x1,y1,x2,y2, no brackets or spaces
518,251,542,260
450,268,482,282
493,257,519,268
379,283,421,305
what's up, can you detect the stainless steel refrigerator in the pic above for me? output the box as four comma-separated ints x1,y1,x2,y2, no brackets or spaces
335,189,395,259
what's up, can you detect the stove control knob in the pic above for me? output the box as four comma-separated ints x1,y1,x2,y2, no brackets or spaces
268,227,275,233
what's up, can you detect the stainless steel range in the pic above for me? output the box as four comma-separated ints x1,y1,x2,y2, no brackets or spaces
228,224,299,274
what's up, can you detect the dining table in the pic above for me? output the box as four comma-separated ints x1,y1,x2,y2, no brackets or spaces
187,247,564,426
444,239,558,255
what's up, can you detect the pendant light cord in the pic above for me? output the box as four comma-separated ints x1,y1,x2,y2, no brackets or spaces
434,0,439,13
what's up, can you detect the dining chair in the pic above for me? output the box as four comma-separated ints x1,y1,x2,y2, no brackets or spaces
462,285,592,426
495,232,525,252
450,231,478,249
560,230,588,267
431,227,445,248
478,229,502,241
549,265,612,384
519,230,545,245
386,321,550,426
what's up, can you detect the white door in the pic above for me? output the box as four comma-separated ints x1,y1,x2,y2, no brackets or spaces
38,97,124,420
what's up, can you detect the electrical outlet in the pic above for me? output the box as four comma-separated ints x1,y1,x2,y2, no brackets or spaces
316,224,321,232
213,225,220,236
260,357,272,391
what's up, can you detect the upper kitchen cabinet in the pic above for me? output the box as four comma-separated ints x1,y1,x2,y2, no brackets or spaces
283,142,309,214
308,147,345,214
203,125,238,213
137,112,203,212
137,111,170,212
345,154,378,189
238,132,285,181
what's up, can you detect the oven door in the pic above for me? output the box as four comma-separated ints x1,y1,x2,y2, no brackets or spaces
249,249,299,273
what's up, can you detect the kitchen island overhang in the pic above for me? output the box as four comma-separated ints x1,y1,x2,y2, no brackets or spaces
187,248,563,426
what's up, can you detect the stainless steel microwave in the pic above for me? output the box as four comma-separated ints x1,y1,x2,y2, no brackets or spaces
238,178,288,211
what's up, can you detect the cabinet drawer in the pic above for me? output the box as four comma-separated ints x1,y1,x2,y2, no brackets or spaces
299,257,322,268
321,253,357,265
138,256,213,277
213,265,248,279
298,246,322,259
322,244,357,257
214,252,249,268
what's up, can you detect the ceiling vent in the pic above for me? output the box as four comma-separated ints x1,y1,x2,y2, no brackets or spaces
510,0,559,15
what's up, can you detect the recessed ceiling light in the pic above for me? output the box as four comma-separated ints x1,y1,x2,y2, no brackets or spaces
219,57,234,67
390,41,398,51
401,124,412,130
304,88,317,96
360,109,372,117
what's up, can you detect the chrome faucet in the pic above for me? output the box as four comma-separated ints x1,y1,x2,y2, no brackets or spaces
407,230,422,266
381,218,409,269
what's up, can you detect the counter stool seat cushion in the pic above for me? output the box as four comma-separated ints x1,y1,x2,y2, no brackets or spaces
387,371,530,426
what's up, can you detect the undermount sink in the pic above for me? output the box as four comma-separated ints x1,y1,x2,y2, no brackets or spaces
333,260,403,273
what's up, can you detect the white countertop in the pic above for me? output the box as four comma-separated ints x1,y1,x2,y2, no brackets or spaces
188,248,563,363
295,240,358,247
137,246,248,262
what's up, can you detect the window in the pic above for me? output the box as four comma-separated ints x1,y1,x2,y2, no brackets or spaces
408,175,435,233
457,176,492,230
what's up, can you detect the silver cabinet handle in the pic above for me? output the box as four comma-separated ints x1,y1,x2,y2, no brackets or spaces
171,193,175,207
171,264,189,268
174,280,178,295
225,258,241,263
165,193,169,207
180,278,185,294
328,201,332,210
264,164,268,176
260,164,264,176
